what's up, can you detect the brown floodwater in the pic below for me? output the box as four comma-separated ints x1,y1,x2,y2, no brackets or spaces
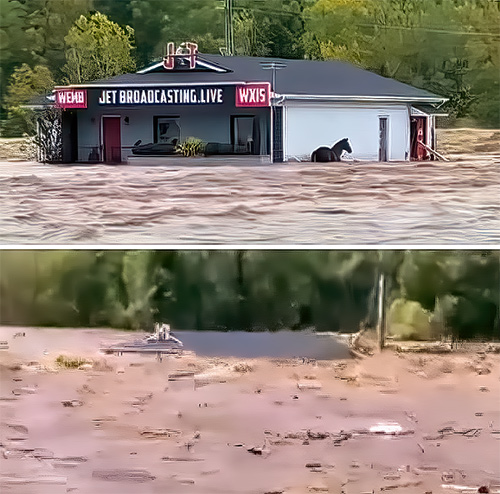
0,154,498,244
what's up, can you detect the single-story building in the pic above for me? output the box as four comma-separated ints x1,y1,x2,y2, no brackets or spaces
50,43,447,163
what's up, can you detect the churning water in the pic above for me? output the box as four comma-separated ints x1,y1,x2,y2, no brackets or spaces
0,154,498,244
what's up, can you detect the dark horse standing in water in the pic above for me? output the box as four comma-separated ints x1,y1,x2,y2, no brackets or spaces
311,138,352,162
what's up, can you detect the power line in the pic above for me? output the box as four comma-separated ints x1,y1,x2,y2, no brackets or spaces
358,23,500,37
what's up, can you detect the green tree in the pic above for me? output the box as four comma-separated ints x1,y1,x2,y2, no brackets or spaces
234,0,307,58
0,0,30,111
2,63,54,136
1,250,498,338
22,0,94,72
62,12,136,84
0,0,93,113
121,251,156,329
95,0,225,67
303,0,369,63
301,0,499,127
5,63,54,108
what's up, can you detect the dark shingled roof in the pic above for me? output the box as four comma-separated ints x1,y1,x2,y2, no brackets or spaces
59,54,445,103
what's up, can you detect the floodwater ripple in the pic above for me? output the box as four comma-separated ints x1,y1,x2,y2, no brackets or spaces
0,156,498,244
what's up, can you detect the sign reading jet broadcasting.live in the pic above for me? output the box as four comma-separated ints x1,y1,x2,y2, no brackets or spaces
98,87,224,105
95,84,270,107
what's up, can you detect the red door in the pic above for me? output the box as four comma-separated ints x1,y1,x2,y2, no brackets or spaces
410,117,428,160
103,117,121,163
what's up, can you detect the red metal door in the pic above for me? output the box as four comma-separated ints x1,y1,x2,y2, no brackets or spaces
410,117,428,160
103,117,121,163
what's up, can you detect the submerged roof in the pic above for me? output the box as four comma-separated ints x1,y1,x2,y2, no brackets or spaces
56,54,446,103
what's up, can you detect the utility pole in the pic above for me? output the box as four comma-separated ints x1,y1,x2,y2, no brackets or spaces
223,0,234,56
260,61,287,163
376,271,386,351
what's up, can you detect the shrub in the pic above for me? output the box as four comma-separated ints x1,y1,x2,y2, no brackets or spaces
55,354,91,369
176,137,205,157
387,299,431,341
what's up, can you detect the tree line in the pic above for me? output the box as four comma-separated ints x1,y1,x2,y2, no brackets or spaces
0,250,498,340
1,0,499,135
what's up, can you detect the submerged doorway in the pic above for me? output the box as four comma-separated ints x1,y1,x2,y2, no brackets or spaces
61,110,78,163
410,116,428,160
102,116,121,163
378,117,388,161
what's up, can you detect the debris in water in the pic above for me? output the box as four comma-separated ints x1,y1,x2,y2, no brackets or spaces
92,469,155,482
368,422,403,435
140,428,181,438
61,400,83,407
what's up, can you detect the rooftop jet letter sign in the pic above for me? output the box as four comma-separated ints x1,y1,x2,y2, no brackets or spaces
163,42,198,70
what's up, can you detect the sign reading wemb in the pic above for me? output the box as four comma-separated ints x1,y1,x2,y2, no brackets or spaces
56,89,87,109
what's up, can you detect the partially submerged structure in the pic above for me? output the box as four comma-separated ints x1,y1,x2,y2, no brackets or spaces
44,43,447,163
101,323,183,357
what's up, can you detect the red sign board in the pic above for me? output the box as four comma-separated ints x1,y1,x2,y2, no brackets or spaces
55,89,87,109
235,83,270,107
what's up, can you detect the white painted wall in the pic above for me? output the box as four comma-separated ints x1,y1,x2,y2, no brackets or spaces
283,102,410,161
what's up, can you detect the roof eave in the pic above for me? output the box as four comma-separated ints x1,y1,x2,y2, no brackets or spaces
20,103,54,110
53,81,250,90
279,94,447,104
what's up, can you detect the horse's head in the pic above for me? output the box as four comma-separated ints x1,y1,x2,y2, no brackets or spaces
341,138,352,154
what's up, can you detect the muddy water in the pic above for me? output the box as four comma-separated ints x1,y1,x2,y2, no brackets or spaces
1,327,350,360
0,154,498,244
169,330,350,359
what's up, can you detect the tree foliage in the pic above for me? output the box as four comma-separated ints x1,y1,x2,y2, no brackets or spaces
0,0,92,114
303,0,499,127
5,64,54,108
0,0,498,131
62,12,136,84
2,63,54,136
0,251,497,340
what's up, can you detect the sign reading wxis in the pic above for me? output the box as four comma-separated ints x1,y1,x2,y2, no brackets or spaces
235,83,271,107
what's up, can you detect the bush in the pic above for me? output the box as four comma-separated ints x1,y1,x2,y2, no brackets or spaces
388,298,431,341
55,354,91,368
176,137,205,157
1,108,37,137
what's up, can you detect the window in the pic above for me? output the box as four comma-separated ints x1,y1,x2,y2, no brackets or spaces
232,116,254,153
154,116,180,145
